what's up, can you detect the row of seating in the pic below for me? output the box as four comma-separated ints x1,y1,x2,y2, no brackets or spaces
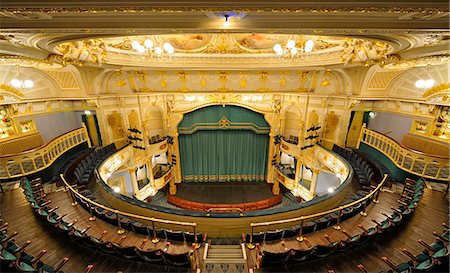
74,144,116,185
355,222,449,273
1,181,71,273
78,189,205,244
50,146,92,183
21,178,196,269
245,190,371,243
0,227,70,273
333,145,375,185
253,177,425,268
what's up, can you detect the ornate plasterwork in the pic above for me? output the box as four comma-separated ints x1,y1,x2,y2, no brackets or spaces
367,70,405,90
49,34,394,68
423,34,450,46
103,70,322,94
1,6,448,14
383,55,450,70
422,83,450,104
340,39,393,65
55,39,107,66
0,56,62,69
42,70,80,89
0,84,24,103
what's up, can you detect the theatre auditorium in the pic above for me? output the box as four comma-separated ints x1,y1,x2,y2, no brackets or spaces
0,1,449,272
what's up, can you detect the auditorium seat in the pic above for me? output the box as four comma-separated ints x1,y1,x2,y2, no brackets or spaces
312,235,339,258
246,231,265,244
259,249,291,268
281,225,300,238
165,229,185,243
161,251,192,267
401,248,436,272
112,236,139,260
264,229,284,242
381,256,411,273
418,238,449,264
287,239,314,263
136,247,164,264
184,231,204,244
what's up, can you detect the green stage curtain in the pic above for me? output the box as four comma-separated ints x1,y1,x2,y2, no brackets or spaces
179,130,269,182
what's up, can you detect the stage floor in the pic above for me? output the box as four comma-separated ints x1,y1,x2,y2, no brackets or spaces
174,181,274,204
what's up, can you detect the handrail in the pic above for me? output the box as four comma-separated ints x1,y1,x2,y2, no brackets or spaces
246,174,388,248
369,128,448,160
206,207,244,216
358,125,449,181
0,127,89,179
59,174,199,245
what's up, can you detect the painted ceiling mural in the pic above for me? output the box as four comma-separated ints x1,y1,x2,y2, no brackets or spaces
51,33,395,68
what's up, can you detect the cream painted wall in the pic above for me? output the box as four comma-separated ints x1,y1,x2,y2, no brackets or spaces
367,112,425,143
16,111,84,143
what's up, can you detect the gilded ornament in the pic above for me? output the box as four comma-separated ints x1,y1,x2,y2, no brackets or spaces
199,71,207,87
116,79,127,88
422,83,450,99
0,84,24,98
2,6,447,14
218,117,231,128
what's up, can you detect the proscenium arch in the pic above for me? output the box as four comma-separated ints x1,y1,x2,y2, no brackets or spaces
177,105,270,182
170,101,277,134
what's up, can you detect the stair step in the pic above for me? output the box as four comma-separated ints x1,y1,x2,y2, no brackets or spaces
204,258,246,263
206,244,244,260
208,248,241,252
208,250,242,254
208,254,243,259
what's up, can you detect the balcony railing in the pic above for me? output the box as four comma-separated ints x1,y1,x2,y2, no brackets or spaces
0,126,90,179
357,124,449,181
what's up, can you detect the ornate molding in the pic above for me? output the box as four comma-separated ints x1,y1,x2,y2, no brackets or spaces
384,54,450,70
1,7,448,14
0,84,24,98
422,83,450,103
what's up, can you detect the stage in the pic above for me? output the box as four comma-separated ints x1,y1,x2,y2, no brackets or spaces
166,181,283,212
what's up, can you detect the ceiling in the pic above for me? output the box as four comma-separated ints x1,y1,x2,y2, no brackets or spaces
0,1,448,102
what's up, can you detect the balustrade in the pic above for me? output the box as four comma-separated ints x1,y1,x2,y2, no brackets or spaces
0,126,89,179
357,125,449,181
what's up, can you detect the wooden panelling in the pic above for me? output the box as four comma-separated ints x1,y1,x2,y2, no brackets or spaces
402,133,450,158
0,132,43,155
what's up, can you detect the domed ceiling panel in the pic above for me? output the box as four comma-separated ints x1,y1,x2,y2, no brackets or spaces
50,33,394,69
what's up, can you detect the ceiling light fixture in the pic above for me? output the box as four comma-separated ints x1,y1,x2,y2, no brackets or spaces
273,37,315,58
224,14,230,26
415,79,435,89
205,11,247,27
415,65,435,89
10,66,34,89
131,37,175,59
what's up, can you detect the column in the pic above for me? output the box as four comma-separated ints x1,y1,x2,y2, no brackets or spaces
356,123,366,149
169,177,177,195
294,159,302,184
81,123,92,148
146,159,155,187
310,169,319,196
85,115,99,146
266,132,276,183
128,168,139,195
272,176,280,195
172,134,182,183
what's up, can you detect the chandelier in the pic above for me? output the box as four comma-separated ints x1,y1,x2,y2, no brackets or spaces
273,38,315,58
415,65,435,89
10,66,33,89
131,38,175,58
